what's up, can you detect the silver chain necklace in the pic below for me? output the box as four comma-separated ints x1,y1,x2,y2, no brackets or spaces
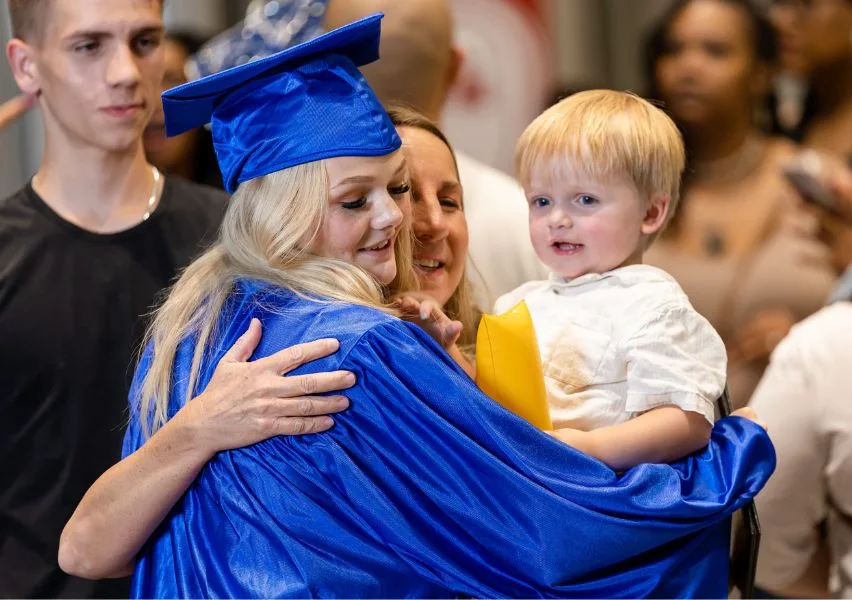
141,166,161,222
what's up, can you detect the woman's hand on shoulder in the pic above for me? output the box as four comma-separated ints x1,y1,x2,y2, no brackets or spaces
175,319,354,456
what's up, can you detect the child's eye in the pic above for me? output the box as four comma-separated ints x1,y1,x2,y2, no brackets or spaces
531,196,551,208
576,195,598,207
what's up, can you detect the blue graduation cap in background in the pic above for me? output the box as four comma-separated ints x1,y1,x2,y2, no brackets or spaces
162,13,401,193
187,1,328,80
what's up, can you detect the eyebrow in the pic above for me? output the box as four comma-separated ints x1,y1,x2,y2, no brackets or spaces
63,24,164,43
333,160,408,188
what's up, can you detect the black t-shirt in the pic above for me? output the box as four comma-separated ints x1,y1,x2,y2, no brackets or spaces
0,177,227,598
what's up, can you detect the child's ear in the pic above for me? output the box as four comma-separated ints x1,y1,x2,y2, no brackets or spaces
641,193,670,236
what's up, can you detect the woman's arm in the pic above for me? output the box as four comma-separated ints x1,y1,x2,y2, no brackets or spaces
58,319,354,579
549,407,712,471
0,94,35,131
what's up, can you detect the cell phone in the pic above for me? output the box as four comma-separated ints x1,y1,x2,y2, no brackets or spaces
782,155,840,214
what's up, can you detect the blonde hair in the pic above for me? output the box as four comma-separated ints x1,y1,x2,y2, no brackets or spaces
515,89,686,244
386,105,481,353
139,159,417,437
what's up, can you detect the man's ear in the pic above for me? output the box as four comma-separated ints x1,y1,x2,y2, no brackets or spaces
641,193,671,236
445,45,464,92
6,39,42,96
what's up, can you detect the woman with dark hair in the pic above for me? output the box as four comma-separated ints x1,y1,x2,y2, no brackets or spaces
644,0,836,408
143,31,224,189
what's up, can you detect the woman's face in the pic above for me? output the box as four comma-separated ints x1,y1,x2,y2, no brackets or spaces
315,151,410,285
143,38,197,171
400,126,469,307
654,0,764,128
800,0,852,70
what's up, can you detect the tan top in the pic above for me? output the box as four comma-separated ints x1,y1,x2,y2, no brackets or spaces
646,137,836,406
647,231,835,406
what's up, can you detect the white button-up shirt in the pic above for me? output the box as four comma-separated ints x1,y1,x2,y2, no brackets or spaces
751,303,852,598
495,265,725,430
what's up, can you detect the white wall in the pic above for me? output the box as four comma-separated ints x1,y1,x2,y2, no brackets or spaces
545,0,676,94
604,0,675,93
0,3,42,199
164,0,229,37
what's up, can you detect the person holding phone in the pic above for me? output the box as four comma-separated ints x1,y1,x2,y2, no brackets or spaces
644,0,837,408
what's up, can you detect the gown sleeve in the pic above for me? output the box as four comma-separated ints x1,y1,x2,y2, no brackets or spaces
131,319,775,599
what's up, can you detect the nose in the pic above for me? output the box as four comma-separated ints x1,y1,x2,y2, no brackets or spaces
672,49,704,83
412,196,449,243
105,43,142,89
372,191,405,232
547,205,572,230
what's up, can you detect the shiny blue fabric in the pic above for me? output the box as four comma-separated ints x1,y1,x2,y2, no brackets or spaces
161,14,400,193
124,281,775,598
189,1,328,79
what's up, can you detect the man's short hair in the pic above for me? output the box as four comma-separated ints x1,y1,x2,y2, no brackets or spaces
8,0,164,44
8,0,51,43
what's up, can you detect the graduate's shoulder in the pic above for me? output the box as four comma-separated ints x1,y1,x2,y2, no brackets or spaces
237,283,419,358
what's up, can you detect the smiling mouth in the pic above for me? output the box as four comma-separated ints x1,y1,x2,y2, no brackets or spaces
552,242,583,254
414,258,445,272
361,239,391,252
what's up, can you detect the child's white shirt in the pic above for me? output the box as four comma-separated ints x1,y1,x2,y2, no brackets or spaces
494,264,725,430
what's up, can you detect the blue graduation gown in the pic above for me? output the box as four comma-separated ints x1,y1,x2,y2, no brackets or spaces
123,280,775,598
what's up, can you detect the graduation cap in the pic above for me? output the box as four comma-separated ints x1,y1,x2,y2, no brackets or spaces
162,13,401,193
186,0,328,80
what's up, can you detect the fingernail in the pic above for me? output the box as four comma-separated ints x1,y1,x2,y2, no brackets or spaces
320,416,335,429
344,373,356,385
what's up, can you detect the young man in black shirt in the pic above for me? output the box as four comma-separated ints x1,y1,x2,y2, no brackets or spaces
1,1,351,597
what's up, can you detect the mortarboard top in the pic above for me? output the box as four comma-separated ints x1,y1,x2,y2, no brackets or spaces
162,13,401,193
186,0,328,80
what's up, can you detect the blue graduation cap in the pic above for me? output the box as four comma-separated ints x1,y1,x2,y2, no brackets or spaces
162,13,401,193
187,0,328,80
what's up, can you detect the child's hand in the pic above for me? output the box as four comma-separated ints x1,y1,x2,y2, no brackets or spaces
393,293,463,350
730,406,767,431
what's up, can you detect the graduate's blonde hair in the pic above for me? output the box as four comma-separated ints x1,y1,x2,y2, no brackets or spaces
515,89,686,244
138,159,417,437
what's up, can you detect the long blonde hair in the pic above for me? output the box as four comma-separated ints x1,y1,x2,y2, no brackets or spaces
139,159,417,436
